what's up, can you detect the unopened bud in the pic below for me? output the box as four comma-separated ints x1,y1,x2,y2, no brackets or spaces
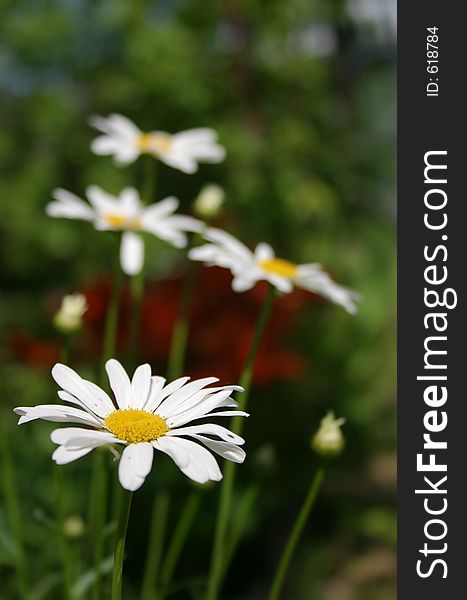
193,184,224,219
63,515,85,538
53,293,88,334
312,411,345,457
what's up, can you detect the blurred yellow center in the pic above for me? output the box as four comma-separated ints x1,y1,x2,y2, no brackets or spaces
104,214,141,230
104,409,169,444
259,258,298,279
138,132,173,154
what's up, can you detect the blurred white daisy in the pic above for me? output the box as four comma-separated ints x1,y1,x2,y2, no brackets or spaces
90,113,226,173
15,360,247,491
46,186,202,275
188,228,360,314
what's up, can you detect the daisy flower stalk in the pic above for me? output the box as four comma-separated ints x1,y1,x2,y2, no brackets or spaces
53,294,88,599
267,413,346,600
90,113,226,174
14,360,248,600
191,229,359,599
47,185,202,276
205,284,276,600
188,227,360,314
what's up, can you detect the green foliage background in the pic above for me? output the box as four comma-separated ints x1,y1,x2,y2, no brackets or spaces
0,1,396,599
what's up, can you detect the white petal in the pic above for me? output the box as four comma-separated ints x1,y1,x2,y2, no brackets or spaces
147,377,190,412
154,437,222,484
143,376,167,413
188,245,250,278
52,446,94,465
152,436,190,469
160,385,241,420
188,435,246,463
171,128,218,144
167,424,244,445
203,228,253,261
15,405,101,427
85,381,117,414
232,275,256,293
265,274,294,294
156,377,219,418
165,215,204,233
144,223,187,249
86,185,119,215
120,231,144,276
113,146,141,165
129,364,152,409
255,243,275,261
91,135,121,155
188,144,225,162
190,410,249,420
47,188,95,221
296,266,360,314
50,427,121,449
52,364,114,418
106,113,141,138
167,389,237,428
57,390,103,420
118,443,154,491
158,150,198,174
106,359,131,409
119,187,142,213
140,197,179,223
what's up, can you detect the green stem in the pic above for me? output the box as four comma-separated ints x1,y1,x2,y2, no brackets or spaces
91,451,109,600
167,260,199,380
140,491,170,600
205,285,276,600
127,157,157,369
92,245,124,600
158,491,202,599
220,484,259,582
267,468,326,600
111,489,133,600
100,248,125,382
56,332,73,598
60,334,71,364
54,466,73,599
0,419,28,600
141,155,157,203
127,269,145,369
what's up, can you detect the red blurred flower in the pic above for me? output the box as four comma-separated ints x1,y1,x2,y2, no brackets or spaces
10,266,311,385
8,332,61,369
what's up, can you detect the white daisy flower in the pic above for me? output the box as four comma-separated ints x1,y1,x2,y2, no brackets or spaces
46,186,202,276
14,360,248,492
188,228,360,314
90,113,226,173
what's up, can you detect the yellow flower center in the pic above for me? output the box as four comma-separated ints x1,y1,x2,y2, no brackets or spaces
137,132,173,154
258,258,298,279
104,409,169,444
104,214,141,230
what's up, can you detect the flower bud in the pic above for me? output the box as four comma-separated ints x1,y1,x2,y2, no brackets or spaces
53,293,88,334
63,515,85,538
193,184,224,219
312,411,345,457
